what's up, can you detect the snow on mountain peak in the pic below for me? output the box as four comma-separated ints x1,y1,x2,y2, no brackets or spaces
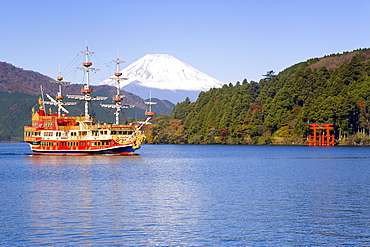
101,54,224,91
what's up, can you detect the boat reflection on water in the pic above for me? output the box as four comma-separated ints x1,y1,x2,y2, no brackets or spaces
26,153,142,166
23,147,205,246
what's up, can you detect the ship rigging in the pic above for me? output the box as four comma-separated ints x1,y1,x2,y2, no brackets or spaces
24,46,149,155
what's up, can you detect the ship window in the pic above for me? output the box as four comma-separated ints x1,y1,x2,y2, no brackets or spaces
80,141,86,146
41,141,53,146
44,132,53,137
92,131,98,136
61,142,67,146
79,131,87,136
100,130,108,135
111,131,117,135
92,141,101,146
44,122,53,127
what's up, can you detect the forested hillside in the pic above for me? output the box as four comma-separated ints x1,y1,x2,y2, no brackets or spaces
146,49,370,145
0,61,170,109
0,90,173,142
0,62,174,141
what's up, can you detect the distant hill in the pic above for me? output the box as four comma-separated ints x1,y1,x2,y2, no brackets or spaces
279,48,370,77
0,62,174,141
309,50,370,70
0,61,174,110
0,91,38,141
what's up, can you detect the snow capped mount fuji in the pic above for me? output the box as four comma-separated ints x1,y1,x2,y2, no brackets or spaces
101,54,224,91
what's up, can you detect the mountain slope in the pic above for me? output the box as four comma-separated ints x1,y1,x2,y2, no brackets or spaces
0,61,173,112
101,54,224,91
0,62,174,141
0,91,38,141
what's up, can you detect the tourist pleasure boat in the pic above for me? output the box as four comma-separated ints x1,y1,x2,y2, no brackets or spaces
24,46,149,155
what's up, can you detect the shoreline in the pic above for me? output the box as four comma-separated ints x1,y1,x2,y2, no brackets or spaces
3,141,370,146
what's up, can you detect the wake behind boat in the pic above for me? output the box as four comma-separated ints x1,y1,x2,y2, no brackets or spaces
24,46,150,155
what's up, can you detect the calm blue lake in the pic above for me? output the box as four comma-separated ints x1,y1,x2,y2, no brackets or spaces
1,142,370,246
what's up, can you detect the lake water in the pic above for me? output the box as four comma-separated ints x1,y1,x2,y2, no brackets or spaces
1,143,370,246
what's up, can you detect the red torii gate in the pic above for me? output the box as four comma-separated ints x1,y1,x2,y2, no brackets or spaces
308,123,335,146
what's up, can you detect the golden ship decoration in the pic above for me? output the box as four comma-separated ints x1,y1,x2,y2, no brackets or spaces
24,46,153,155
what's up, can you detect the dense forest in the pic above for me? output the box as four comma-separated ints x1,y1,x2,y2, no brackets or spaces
145,49,370,145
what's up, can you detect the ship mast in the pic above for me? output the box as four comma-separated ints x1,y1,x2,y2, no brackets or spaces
47,72,77,117
101,56,131,124
67,45,107,121
145,90,156,117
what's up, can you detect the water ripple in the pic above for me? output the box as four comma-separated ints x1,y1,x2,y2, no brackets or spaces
0,143,370,246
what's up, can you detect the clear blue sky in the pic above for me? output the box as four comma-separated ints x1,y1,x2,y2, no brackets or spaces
1,0,369,85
